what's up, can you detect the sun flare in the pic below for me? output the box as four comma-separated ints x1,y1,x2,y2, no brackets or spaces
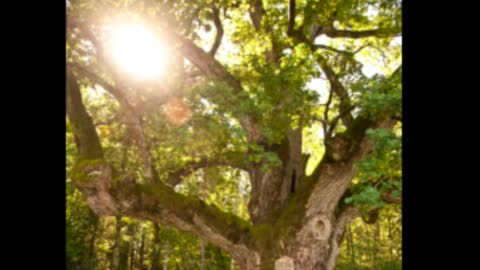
109,24,167,79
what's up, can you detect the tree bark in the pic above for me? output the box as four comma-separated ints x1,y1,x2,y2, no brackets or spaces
200,173,207,270
127,223,136,270
162,241,169,270
138,227,146,270
347,225,355,266
387,214,394,262
373,221,380,269
150,224,162,270
200,240,206,270
86,215,99,270
111,216,123,270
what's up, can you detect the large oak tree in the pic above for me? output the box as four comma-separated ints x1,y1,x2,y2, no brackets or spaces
66,0,402,269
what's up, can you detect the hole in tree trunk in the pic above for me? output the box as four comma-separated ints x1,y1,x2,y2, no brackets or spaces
317,220,324,231
290,169,296,193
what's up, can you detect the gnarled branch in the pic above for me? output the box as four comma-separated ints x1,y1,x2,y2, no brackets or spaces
71,160,256,263
286,25,354,129
315,55,354,127
208,6,224,57
305,117,396,217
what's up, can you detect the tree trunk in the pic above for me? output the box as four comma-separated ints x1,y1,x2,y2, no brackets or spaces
163,241,169,270
347,225,355,266
150,224,162,270
227,211,358,270
128,223,136,270
86,216,99,270
373,222,379,269
118,222,134,270
118,244,129,270
129,242,135,270
138,227,146,270
387,214,394,262
111,216,123,270
200,239,206,270
199,175,207,270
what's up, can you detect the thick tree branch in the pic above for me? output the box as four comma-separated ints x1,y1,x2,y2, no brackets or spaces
305,117,396,216
316,55,354,127
70,160,256,262
287,26,354,129
68,63,130,107
208,6,224,57
327,105,356,135
287,0,296,36
66,70,104,160
68,62,156,183
179,38,242,92
178,38,262,142
287,27,311,44
322,87,334,140
249,0,264,31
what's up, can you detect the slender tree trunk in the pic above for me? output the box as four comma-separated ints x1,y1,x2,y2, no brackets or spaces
387,214,394,262
119,245,129,270
119,222,135,270
230,257,235,270
129,242,135,270
199,173,207,270
163,241,169,270
128,223,136,270
138,227,146,270
200,240,206,270
347,225,355,266
372,222,380,270
150,224,161,270
111,216,123,270
87,216,99,270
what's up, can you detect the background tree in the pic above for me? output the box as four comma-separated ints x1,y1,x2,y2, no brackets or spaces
66,0,402,269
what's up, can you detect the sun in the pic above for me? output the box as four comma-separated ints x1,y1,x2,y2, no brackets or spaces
109,23,167,80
